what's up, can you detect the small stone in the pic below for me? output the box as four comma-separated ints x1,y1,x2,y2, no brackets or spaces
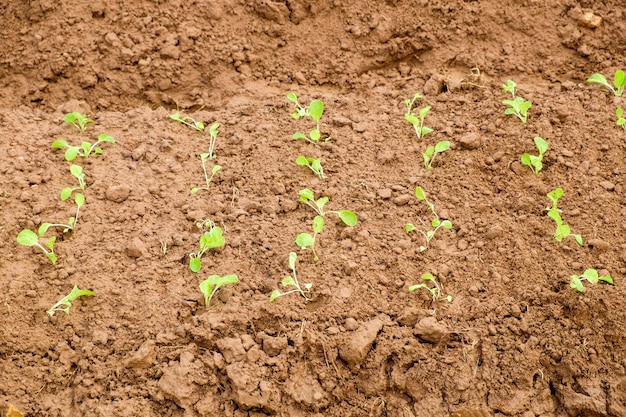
587,239,610,253
486,225,504,239
126,237,147,258
393,195,412,206
106,185,131,202
457,239,469,250
561,149,574,157
293,71,306,84
599,181,615,191
343,261,359,275
160,44,180,60
344,317,359,331
377,188,392,199
125,340,156,369
458,132,481,150
579,12,602,28
332,116,353,127
92,330,109,345
423,75,443,96
262,335,288,357
414,317,448,343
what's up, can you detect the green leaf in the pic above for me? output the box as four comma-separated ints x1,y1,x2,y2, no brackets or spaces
441,220,452,230
434,141,450,153
570,275,584,292
209,122,219,136
338,210,357,227
405,223,416,233
65,147,79,162
51,139,69,149
581,269,599,283
299,188,315,202
574,234,584,246
286,92,298,103
547,208,562,225
211,165,222,175
614,70,626,89
199,274,239,306
288,252,297,270
534,137,548,154
599,274,614,285
587,73,611,90
293,132,307,140
281,276,296,287
46,285,94,316
309,100,324,122
75,193,85,207
312,215,325,233
414,187,426,201
269,289,282,302
431,218,441,227
295,155,308,166
70,164,83,178
555,224,571,241
309,129,321,141
81,142,91,155
421,273,435,282
295,233,314,248
418,106,431,120
98,133,116,143
409,283,427,292
617,107,624,118
421,126,433,136
316,197,329,210
17,229,38,246
38,223,52,236
45,236,55,251
201,227,225,249
47,252,58,264
60,187,73,201
521,153,531,167
191,188,199,194
189,257,202,273
404,114,419,126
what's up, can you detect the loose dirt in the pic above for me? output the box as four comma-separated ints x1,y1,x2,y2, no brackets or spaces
2,1,626,416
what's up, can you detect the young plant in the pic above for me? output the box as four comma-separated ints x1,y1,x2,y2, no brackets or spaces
404,93,433,139
189,220,225,273
546,188,583,246
296,155,325,179
502,79,517,98
16,229,57,264
502,96,532,123
406,186,452,251
521,136,548,175
296,189,358,261
169,111,205,131
199,274,239,307
409,273,452,302
47,285,94,316
587,70,626,96
423,140,450,170
52,134,115,162
616,107,626,130
270,252,312,302
63,112,94,132
570,269,613,293
287,92,331,144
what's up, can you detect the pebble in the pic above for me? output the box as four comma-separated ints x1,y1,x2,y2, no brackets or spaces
458,132,481,150
126,237,147,258
599,181,615,191
414,317,448,343
579,12,602,28
377,188,392,199
393,195,411,206
105,185,131,203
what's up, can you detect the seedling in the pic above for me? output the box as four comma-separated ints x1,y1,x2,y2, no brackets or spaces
546,188,583,246
587,70,626,97
52,134,115,162
16,229,57,264
199,274,239,307
287,92,331,144
63,112,94,132
406,186,452,251
423,140,450,170
270,252,312,302
47,285,94,316
296,189,358,261
296,155,325,179
521,136,548,175
191,162,221,194
189,220,225,273
502,80,517,98
169,111,205,131
409,273,452,302
404,93,433,139
616,107,626,130
569,269,613,292
502,96,532,123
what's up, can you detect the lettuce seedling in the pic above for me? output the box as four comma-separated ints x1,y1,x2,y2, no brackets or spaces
296,155,325,179
423,140,450,170
189,220,225,273
570,269,613,293
52,134,115,162
169,111,205,131
199,274,239,307
406,186,452,251
502,79,517,98
587,70,626,97
409,273,452,302
63,112,94,132
616,107,626,130
47,285,94,316
270,252,312,302
296,215,324,262
521,136,548,175
502,96,532,123
16,229,57,264
546,188,583,246
287,92,331,144
404,93,433,139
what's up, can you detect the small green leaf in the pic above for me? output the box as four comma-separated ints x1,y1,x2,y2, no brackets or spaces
434,141,450,153
47,252,58,264
418,106,431,120
295,155,308,166
65,147,79,162
38,223,52,236
421,126,434,136
209,122,219,136
581,269,599,283
405,223,416,233
432,218,441,227
286,92,298,103
404,114,419,126
421,273,435,282
98,133,116,143
269,289,282,302
52,139,69,149
570,275,585,292
316,197,329,210
211,165,222,175
282,276,296,287
309,129,321,141
295,233,314,248
534,137,548,154
574,234,583,246
189,257,202,273
338,210,357,227
587,73,610,88
415,187,426,201
614,70,626,89
441,220,452,230
60,188,73,201
521,153,531,167
75,193,85,207
191,188,199,194
312,215,325,233
309,100,324,122
17,229,38,246
45,236,55,251
408,284,427,292
299,189,315,202
599,274,614,285
293,132,307,140
288,252,297,270
70,164,83,178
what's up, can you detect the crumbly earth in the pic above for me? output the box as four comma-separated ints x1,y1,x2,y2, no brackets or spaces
2,1,626,416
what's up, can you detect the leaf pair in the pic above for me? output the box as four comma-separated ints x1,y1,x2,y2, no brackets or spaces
288,93,329,144
52,134,116,162
169,111,205,131
296,155,325,179
423,140,450,170
546,188,583,246
404,93,433,139
409,273,452,302
587,70,626,96
199,274,238,307
570,269,613,292
270,252,312,302
16,229,57,264
521,137,548,175
189,224,225,272
47,285,94,316
503,96,532,123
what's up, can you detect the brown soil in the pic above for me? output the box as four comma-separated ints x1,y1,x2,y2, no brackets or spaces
2,1,626,416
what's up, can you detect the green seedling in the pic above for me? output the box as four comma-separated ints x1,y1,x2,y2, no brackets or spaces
296,155,325,179
502,80,517,98
404,93,433,139
546,188,583,246
423,140,450,170
409,273,452,302
287,92,331,144
570,269,613,293
587,70,626,96
52,134,115,162
63,112,94,132
199,274,239,307
189,220,225,273
406,186,452,251
616,107,626,130
47,285,94,316
521,136,549,175
502,96,532,123
296,189,358,261
270,252,312,302
191,123,221,194
16,229,57,264
169,111,205,131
